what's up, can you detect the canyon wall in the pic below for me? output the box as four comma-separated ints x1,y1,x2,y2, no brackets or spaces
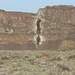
0,10,36,50
37,5,75,50
0,5,75,50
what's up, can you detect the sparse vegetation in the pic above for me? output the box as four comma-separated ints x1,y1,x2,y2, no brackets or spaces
0,50,74,75
58,40,75,50
3,25,10,28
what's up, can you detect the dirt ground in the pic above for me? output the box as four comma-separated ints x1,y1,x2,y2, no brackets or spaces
0,50,75,75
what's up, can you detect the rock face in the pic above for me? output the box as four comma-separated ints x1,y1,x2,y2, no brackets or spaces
0,10,36,50
37,5,75,50
0,5,75,50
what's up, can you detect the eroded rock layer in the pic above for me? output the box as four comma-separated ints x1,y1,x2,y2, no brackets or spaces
0,5,75,50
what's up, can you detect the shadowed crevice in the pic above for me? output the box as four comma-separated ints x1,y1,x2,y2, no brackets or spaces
36,18,41,50
36,35,40,50
37,18,41,34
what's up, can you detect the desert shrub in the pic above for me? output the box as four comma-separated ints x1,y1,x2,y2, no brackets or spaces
3,25,10,28
58,40,75,50
0,61,4,65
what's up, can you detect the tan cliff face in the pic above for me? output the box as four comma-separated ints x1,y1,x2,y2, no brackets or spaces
0,5,75,50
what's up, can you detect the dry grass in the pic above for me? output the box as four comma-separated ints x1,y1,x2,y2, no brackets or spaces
58,40,75,50
0,50,74,75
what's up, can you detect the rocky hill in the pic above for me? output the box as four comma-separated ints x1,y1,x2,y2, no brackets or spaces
0,5,75,50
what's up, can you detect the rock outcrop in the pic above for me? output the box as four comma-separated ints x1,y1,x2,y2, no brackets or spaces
0,5,75,50
37,5,75,50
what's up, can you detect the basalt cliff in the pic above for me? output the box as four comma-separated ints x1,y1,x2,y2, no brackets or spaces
0,5,75,50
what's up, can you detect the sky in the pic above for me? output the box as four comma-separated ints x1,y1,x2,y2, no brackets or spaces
0,0,75,13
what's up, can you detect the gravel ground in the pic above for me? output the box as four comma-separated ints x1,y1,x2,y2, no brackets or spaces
0,50,75,75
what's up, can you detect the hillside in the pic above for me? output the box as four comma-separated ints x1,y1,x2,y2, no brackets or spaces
0,5,75,50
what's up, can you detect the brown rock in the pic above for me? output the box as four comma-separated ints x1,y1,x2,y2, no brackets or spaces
50,57,62,61
68,55,75,61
